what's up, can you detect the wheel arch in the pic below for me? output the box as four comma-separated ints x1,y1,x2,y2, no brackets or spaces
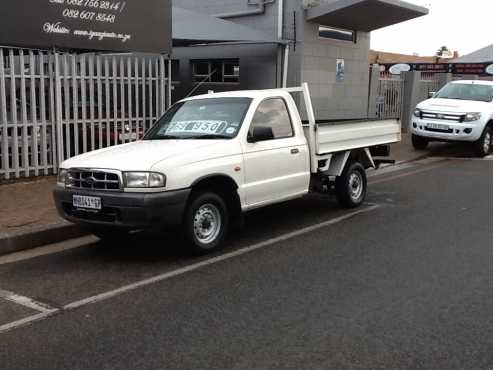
190,174,242,220
326,148,374,176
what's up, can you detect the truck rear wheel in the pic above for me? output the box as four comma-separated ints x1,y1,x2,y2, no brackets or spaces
412,134,429,150
335,162,367,208
183,192,229,255
473,126,492,157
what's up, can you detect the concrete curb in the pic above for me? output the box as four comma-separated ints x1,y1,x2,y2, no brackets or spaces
0,222,89,256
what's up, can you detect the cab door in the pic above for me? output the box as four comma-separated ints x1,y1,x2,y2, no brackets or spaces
242,97,309,208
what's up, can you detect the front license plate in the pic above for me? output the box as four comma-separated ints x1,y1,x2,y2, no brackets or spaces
119,132,138,141
73,195,102,210
427,123,450,131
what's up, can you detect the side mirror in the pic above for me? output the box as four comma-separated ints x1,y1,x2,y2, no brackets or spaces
428,91,436,99
248,125,274,143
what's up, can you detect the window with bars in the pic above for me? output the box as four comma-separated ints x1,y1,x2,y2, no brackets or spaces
192,59,240,83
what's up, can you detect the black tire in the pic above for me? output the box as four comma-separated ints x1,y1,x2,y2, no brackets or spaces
473,126,492,157
335,162,367,209
183,192,229,255
412,134,428,150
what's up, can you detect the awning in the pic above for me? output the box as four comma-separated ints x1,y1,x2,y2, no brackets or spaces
306,0,428,32
173,7,281,46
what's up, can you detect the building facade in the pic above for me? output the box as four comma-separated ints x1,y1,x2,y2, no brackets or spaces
172,0,427,120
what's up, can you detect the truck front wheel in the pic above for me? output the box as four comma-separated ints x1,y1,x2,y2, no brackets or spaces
335,162,367,208
183,192,229,255
473,126,492,157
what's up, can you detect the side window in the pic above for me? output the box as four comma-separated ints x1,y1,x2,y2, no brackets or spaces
249,98,294,140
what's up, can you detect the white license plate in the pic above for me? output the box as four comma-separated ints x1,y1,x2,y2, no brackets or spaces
427,123,450,131
73,195,102,210
119,132,138,141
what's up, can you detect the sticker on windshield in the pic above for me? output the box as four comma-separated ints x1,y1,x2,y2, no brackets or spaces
225,127,236,135
160,120,229,135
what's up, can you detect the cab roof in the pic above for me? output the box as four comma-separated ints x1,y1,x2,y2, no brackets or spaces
451,80,493,86
181,88,292,102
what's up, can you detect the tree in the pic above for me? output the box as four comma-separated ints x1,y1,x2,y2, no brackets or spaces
436,46,451,57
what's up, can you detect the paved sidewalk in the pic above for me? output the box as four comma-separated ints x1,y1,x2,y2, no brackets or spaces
0,134,421,254
0,177,85,255
0,177,60,236
390,132,428,164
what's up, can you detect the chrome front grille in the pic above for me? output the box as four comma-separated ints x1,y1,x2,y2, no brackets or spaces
67,169,122,192
421,111,464,122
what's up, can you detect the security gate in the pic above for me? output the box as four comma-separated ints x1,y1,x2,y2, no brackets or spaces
0,47,172,180
376,75,404,119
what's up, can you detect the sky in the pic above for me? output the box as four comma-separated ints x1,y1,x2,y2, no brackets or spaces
370,0,492,57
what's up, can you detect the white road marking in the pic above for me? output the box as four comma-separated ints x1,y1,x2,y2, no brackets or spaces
369,161,450,185
0,205,379,334
434,156,493,161
367,157,446,178
0,158,452,265
0,312,57,334
0,236,98,266
0,289,57,314
63,204,379,310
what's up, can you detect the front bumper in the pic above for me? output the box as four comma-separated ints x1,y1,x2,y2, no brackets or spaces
411,119,483,142
53,186,191,231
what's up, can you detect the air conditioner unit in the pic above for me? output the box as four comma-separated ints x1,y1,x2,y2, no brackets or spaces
302,0,321,9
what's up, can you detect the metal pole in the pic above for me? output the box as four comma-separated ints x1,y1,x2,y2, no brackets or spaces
278,0,284,40
54,52,64,171
301,83,318,173
167,56,172,110
282,44,289,88
0,48,9,179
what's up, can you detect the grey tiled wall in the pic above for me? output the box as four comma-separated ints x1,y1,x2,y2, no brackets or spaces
298,21,371,120
174,0,371,120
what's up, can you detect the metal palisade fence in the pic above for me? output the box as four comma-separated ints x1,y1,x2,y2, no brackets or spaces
376,73,404,119
0,47,172,180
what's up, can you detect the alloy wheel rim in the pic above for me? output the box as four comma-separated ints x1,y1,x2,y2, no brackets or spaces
193,203,222,245
483,132,491,154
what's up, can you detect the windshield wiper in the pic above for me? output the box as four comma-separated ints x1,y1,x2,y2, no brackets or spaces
439,97,473,101
185,134,231,139
151,135,182,140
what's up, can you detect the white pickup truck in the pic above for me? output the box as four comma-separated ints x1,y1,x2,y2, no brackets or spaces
412,80,493,156
54,84,400,254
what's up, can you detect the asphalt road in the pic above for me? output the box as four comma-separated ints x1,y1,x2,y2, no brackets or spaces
1,157,493,370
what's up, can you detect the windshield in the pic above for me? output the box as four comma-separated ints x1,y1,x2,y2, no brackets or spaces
144,98,252,140
434,83,493,102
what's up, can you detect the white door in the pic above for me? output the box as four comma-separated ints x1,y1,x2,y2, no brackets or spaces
242,98,309,207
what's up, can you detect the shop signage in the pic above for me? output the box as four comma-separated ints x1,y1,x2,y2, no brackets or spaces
382,62,493,76
0,0,172,53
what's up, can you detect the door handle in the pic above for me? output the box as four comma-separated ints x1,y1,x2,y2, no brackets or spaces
291,148,300,155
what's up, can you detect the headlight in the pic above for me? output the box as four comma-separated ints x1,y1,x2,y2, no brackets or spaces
413,108,422,118
57,169,68,185
464,112,482,122
123,172,166,188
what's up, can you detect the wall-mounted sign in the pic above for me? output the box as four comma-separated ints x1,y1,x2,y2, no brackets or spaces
382,62,493,76
336,59,345,82
388,63,411,75
0,0,171,54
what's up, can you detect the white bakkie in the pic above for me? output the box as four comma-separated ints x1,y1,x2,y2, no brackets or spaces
54,84,400,254
412,80,493,156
